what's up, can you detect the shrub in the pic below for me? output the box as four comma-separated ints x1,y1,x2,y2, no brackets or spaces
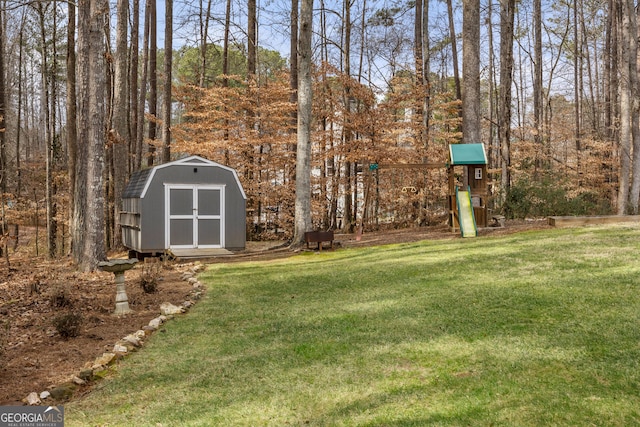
502,183,532,219
140,275,158,294
49,285,73,308
53,312,83,339
140,259,161,293
502,175,613,219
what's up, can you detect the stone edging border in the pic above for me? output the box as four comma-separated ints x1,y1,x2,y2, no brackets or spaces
22,261,207,405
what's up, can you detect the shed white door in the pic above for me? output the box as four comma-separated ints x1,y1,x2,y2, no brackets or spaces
166,184,225,249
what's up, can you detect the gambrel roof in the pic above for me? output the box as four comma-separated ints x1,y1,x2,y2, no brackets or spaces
122,155,247,200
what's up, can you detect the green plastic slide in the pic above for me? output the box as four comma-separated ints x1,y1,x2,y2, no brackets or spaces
456,187,477,238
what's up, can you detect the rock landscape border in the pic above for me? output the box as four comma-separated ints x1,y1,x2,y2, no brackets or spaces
20,262,207,406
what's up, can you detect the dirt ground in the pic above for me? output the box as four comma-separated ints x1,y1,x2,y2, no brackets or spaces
0,220,549,405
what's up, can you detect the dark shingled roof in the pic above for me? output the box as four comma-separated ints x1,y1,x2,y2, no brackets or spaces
122,168,153,199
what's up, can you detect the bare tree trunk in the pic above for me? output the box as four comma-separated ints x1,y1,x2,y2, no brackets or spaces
342,0,355,233
199,0,212,87
358,0,366,81
222,0,231,83
422,0,430,153
533,0,544,170
0,1,6,195
319,0,335,226
499,0,515,198
582,5,598,136
246,0,258,192
414,0,426,152
162,0,173,163
248,0,256,79
463,0,481,148
35,2,57,258
606,0,618,206
74,0,108,271
618,0,631,214
130,0,140,170
147,1,158,166
515,19,525,139
111,0,129,248
415,0,423,102
247,0,257,120
574,0,582,175
627,0,640,213
50,1,59,256
487,1,498,169
136,0,152,171
67,2,78,235
292,0,313,246
27,68,36,161
605,0,613,138
447,0,461,102
15,13,26,197
222,0,231,151
290,0,299,128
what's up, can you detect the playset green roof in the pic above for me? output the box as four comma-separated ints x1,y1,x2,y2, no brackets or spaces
449,143,487,165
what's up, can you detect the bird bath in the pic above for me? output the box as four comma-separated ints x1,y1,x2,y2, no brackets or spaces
98,258,138,315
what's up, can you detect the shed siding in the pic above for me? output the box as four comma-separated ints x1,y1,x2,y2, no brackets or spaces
121,156,246,254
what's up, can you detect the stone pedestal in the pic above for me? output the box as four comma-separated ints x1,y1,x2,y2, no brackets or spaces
98,259,138,315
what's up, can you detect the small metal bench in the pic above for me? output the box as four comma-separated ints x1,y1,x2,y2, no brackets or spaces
304,230,334,251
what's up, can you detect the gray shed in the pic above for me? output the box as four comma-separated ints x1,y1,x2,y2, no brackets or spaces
121,155,246,257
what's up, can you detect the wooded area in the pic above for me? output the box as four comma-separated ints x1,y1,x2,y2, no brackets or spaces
0,0,635,270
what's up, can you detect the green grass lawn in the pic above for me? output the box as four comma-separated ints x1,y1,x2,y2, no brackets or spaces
67,225,640,426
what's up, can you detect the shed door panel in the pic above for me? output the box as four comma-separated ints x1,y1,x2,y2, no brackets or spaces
198,219,221,246
169,188,193,215
198,188,221,215
169,219,194,246
196,188,222,247
166,185,224,249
